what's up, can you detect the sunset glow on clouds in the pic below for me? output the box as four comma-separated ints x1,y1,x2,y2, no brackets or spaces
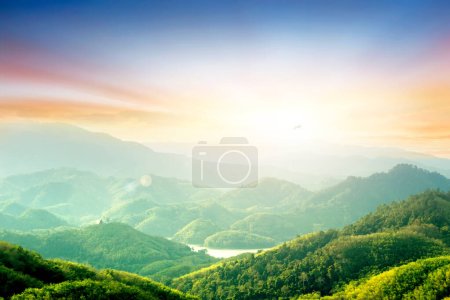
1,0,449,156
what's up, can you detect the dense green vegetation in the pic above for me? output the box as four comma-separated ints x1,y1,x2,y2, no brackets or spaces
219,177,312,211
319,256,450,299
0,209,67,231
0,168,219,226
173,190,450,299
2,164,449,249
204,230,276,249
173,219,222,245
0,240,195,299
0,223,217,283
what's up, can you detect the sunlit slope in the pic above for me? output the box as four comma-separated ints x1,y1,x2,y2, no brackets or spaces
0,223,217,283
173,190,450,299
0,240,196,299
320,256,450,300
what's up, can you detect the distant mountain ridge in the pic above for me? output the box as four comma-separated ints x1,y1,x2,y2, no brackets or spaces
301,164,450,228
2,164,449,248
0,122,191,179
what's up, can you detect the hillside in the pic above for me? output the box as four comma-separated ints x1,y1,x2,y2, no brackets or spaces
321,256,450,299
219,177,312,211
0,240,195,299
172,190,450,299
0,223,217,283
173,219,222,245
2,164,449,249
305,164,450,227
204,230,276,249
0,168,218,226
206,164,450,245
0,209,67,231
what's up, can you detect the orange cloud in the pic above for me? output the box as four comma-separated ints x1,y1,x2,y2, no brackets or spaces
0,98,187,125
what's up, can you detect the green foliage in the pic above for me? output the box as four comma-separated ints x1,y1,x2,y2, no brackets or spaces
342,190,450,243
0,241,195,299
305,164,450,228
0,223,217,283
173,219,222,245
204,230,276,249
219,177,312,211
230,212,301,242
323,256,450,299
3,164,448,249
0,209,66,231
173,190,450,299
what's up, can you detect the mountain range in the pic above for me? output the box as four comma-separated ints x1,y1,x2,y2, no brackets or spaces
173,190,450,299
1,163,450,249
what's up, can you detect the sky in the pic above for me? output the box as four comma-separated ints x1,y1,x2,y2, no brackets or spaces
1,0,450,157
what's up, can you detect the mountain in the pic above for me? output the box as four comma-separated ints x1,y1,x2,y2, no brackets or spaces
0,122,191,179
204,230,276,249
0,168,216,225
229,213,301,242
3,164,449,249
207,164,450,245
303,164,450,228
0,209,67,231
265,142,450,180
219,177,311,212
0,241,194,299
135,201,237,238
0,223,217,283
173,219,222,245
172,190,450,299
320,256,450,299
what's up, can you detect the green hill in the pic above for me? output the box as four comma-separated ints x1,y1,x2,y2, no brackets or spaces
0,209,67,231
2,164,449,249
0,223,217,283
230,212,301,242
0,168,220,227
219,177,312,211
0,240,195,299
204,230,276,249
173,219,222,245
135,201,237,238
198,165,450,245
320,256,450,299
173,190,450,299
304,164,450,228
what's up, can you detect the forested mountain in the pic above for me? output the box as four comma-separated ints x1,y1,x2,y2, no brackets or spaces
0,223,217,283
317,256,450,299
172,190,450,299
0,209,67,231
210,164,450,246
306,164,450,226
219,178,312,211
0,168,219,225
1,164,449,249
172,219,223,245
0,240,195,299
